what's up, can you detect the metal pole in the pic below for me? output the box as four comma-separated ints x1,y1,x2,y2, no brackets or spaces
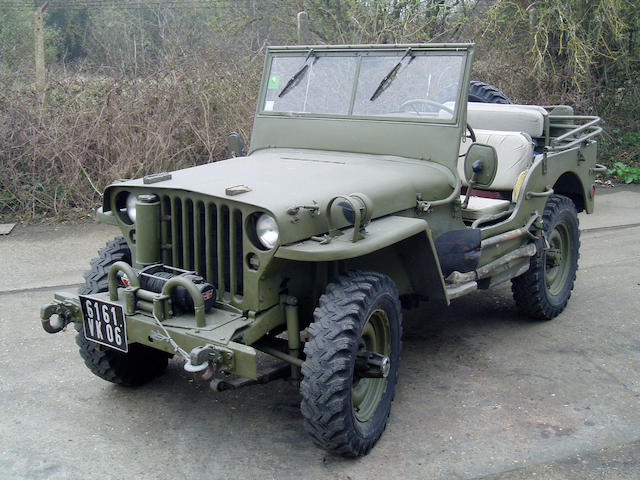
297,11,310,44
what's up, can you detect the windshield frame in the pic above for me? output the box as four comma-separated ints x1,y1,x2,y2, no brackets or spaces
257,44,473,126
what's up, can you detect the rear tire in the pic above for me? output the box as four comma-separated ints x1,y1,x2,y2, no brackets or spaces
300,271,402,456
76,237,169,387
512,195,580,320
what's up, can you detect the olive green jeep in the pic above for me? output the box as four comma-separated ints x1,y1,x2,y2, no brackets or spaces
41,43,603,456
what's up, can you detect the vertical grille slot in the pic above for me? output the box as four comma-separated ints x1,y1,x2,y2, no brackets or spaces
172,197,183,268
182,200,194,270
205,203,218,287
233,209,244,296
218,205,230,296
160,196,172,265
193,201,205,277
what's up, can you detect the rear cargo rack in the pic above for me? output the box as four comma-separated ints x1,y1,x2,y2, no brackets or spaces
544,113,602,152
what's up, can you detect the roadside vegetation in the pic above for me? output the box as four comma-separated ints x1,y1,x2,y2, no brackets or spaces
0,0,638,221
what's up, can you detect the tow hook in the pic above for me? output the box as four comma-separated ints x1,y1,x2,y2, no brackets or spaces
184,345,227,381
40,301,79,334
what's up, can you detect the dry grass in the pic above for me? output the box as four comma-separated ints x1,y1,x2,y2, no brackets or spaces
0,53,262,221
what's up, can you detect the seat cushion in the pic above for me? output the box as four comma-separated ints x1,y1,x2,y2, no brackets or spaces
442,102,547,138
460,195,511,221
466,103,547,138
459,130,534,191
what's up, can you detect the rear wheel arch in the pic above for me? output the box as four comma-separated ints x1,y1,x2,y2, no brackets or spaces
552,171,586,213
511,194,580,320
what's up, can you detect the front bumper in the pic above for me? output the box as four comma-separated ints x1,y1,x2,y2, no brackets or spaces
41,290,258,379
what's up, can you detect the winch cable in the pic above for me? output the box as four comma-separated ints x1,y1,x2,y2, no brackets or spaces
149,312,191,362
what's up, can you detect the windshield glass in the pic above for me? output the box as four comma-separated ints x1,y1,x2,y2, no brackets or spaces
265,56,357,115
353,55,464,119
262,50,466,122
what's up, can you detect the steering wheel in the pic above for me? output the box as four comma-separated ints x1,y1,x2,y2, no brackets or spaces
399,98,448,114
399,98,476,142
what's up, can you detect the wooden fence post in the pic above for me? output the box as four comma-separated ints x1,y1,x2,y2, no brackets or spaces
34,2,49,94
297,11,310,44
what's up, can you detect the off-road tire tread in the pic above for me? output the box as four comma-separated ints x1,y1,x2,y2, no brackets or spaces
76,236,169,387
511,195,580,320
79,237,130,295
469,80,512,104
300,271,402,457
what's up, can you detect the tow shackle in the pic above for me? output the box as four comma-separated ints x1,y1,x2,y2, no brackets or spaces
40,302,76,334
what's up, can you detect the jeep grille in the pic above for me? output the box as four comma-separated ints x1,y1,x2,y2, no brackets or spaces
158,195,244,300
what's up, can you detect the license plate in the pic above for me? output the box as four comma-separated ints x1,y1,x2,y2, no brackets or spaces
79,295,128,353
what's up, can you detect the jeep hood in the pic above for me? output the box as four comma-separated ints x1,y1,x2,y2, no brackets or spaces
113,148,456,219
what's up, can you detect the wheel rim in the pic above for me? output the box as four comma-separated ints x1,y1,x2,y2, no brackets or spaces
544,220,572,296
352,307,390,423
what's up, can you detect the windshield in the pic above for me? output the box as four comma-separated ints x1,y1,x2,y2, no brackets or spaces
262,50,466,122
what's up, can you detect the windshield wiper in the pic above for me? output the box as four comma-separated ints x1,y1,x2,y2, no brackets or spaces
369,48,414,102
278,50,317,98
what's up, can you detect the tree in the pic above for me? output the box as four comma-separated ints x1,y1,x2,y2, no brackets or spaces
0,5,61,74
483,0,639,96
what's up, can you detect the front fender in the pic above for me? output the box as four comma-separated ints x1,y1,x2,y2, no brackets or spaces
275,215,449,305
275,215,427,262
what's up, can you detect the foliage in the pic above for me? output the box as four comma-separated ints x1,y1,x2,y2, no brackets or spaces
0,0,638,221
46,7,90,63
607,162,640,184
481,0,639,94
0,7,61,71
300,0,474,44
606,139,640,184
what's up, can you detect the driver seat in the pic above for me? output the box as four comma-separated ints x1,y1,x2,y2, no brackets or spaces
458,130,535,222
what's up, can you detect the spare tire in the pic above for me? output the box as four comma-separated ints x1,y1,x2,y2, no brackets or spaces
469,80,511,104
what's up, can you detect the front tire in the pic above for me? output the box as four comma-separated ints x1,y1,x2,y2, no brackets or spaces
300,271,402,456
512,195,580,320
76,237,169,386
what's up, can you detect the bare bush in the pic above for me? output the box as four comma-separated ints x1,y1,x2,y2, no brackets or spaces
1,1,638,222
0,53,262,221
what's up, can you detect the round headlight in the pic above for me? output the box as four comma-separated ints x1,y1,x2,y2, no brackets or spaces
256,214,279,249
126,193,137,223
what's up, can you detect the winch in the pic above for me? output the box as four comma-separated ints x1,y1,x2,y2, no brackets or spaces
118,264,216,314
